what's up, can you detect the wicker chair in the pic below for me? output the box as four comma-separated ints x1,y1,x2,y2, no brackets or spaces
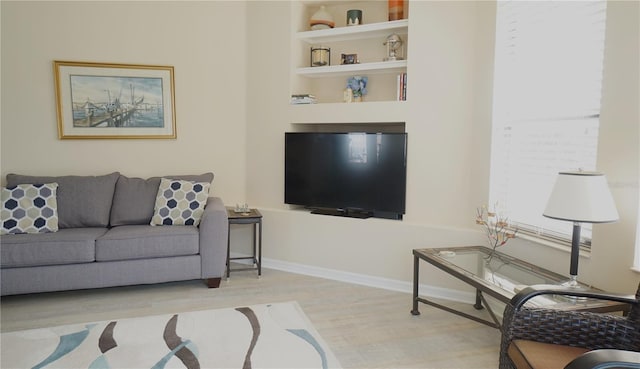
499,283,640,369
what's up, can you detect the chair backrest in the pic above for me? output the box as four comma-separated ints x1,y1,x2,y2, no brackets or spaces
627,282,640,323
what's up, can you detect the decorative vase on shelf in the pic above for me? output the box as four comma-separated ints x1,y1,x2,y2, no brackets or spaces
388,0,404,21
310,6,335,30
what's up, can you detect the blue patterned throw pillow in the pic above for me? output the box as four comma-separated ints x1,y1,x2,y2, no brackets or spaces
1,183,59,235
150,178,210,226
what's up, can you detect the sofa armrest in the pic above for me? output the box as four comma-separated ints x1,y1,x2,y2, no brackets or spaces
198,197,228,280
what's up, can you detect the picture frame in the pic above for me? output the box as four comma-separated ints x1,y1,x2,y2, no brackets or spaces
341,53,359,65
54,61,176,139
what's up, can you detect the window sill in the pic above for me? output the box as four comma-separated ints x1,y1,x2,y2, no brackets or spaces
631,266,640,274
516,231,592,258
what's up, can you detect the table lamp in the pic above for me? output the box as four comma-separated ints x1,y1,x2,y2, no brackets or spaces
543,171,619,288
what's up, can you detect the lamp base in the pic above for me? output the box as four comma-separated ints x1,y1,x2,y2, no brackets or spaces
560,275,588,300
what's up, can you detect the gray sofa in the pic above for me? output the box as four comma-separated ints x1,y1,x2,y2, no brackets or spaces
1,172,228,296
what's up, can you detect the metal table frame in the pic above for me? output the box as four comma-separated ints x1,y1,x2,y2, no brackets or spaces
226,208,262,279
410,246,629,331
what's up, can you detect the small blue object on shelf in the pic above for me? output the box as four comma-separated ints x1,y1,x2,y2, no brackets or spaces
347,76,367,97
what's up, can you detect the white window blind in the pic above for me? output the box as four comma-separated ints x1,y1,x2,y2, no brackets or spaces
490,0,608,244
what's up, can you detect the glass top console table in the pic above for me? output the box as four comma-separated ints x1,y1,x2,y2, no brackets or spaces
411,246,628,330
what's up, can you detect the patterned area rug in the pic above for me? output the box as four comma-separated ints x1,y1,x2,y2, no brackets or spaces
1,301,341,369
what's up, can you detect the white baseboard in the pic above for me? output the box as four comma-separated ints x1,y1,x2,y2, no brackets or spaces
255,256,476,304
229,253,503,319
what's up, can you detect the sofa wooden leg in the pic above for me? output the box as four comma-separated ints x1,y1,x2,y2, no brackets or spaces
205,277,221,288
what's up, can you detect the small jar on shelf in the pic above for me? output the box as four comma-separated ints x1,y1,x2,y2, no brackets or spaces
310,46,331,67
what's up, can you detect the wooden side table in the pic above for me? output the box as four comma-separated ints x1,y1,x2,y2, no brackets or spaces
225,207,262,279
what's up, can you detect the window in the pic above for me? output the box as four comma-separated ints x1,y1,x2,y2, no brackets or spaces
490,1,608,245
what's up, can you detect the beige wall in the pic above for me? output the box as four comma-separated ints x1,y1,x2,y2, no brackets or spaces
245,1,639,293
1,1,249,204
2,1,638,294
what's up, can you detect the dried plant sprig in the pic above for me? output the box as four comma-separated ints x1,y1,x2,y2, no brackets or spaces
476,204,518,256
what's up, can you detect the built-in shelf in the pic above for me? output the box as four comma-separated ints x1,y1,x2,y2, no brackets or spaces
296,19,408,44
296,60,407,78
288,100,409,124
291,2,409,105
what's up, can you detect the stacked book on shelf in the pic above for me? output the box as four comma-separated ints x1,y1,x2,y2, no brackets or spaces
397,73,407,101
290,94,317,104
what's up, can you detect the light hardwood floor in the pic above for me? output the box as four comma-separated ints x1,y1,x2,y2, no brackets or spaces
0,267,501,368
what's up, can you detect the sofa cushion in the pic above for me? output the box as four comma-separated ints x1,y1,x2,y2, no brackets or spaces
150,178,211,226
110,173,214,226
95,225,199,262
6,172,119,229
0,228,107,267
1,183,59,235
110,176,161,226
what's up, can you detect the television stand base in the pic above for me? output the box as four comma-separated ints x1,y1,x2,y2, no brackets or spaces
310,208,372,219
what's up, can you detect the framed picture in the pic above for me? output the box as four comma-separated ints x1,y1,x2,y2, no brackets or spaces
54,61,176,139
340,53,358,65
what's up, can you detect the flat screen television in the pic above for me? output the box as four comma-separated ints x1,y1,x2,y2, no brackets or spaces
285,132,407,220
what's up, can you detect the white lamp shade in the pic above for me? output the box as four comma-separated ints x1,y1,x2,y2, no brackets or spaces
543,171,619,223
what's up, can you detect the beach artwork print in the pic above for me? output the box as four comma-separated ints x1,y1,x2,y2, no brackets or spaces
70,75,164,129
55,61,176,139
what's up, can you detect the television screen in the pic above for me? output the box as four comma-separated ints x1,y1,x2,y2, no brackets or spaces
285,132,407,219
